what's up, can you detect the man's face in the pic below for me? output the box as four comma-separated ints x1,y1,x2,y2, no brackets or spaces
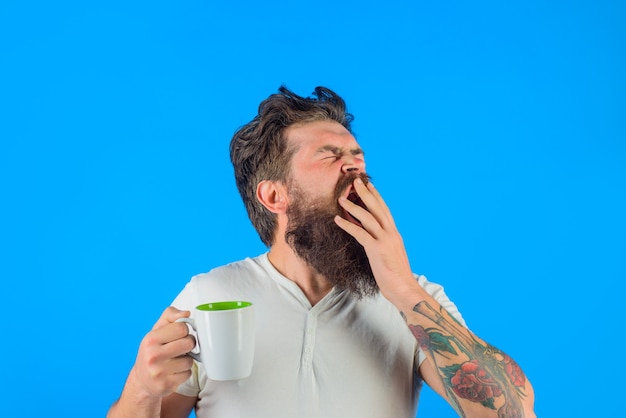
282,120,378,298
284,120,366,210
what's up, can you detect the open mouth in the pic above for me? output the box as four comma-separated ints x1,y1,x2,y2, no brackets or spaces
347,188,366,209
342,187,367,226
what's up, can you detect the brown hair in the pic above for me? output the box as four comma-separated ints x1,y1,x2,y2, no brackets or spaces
229,86,354,246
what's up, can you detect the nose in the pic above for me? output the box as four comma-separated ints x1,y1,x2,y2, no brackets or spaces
341,154,365,174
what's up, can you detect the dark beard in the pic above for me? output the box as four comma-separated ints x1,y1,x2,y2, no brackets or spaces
284,172,379,299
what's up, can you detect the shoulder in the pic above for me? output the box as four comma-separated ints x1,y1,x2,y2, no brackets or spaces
191,253,269,283
171,253,270,309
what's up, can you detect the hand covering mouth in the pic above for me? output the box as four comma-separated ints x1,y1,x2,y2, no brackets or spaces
334,173,372,227
342,187,367,226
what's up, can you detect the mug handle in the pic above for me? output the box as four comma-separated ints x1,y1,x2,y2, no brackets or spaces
175,317,201,362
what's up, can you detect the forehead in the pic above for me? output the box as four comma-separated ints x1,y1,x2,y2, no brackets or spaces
285,120,359,153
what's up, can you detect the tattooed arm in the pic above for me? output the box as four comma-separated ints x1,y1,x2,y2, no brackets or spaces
404,300,535,418
335,177,536,418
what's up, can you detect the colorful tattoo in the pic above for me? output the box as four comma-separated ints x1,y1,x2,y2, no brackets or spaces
407,301,527,418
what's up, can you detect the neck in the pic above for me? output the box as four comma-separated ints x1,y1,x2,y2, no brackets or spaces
268,241,333,306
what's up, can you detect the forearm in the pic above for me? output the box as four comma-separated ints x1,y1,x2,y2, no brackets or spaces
390,284,535,418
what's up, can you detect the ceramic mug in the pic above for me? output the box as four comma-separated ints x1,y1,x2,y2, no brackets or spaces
177,301,254,381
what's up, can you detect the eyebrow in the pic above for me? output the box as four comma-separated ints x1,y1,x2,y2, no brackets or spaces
317,145,365,156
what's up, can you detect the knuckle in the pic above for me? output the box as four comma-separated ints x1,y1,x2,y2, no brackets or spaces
144,351,161,368
163,306,179,319
142,333,158,347
184,335,197,352
142,344,164,366
175,322,190,338
148,367,163,381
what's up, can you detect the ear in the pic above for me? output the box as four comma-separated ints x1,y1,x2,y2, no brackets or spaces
256,180,288,214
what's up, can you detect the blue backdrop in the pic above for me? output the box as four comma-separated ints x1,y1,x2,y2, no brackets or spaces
1,1,624,417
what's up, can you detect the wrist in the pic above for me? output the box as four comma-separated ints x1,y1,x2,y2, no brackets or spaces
115,368,163,417
381,278,428,316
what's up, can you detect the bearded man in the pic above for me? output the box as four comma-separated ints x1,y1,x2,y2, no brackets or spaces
108,86,536,418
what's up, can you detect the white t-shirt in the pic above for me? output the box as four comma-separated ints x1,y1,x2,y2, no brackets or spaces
172,253,465,418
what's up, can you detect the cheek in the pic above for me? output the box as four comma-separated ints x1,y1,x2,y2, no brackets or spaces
304,175,337,197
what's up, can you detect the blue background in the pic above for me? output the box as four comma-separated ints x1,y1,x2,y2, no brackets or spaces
1,1,624,417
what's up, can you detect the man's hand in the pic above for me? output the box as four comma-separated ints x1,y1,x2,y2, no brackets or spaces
335,177,422,308
131,307,196,398
108,307,196,418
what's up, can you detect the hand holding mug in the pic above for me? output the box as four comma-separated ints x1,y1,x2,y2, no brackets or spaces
130,307,196,398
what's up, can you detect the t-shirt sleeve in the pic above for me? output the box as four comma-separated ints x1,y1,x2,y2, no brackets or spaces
414,274,466,367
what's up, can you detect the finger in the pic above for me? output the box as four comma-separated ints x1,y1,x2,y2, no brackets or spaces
338,197,383,238
152,307,190,330
363,181,392,216
352,179,394,227
144,321,191,351
167,353,195,375
157,320,193,345
162,334,197,359
334,214,374,246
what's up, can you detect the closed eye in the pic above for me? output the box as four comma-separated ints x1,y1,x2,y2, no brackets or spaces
323,155,341,160
317,145,363,160
351,149,364,157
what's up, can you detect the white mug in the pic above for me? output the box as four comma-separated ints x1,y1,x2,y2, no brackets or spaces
177,301,255,381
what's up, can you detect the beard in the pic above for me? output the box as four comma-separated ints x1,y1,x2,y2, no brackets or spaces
284,172,379,299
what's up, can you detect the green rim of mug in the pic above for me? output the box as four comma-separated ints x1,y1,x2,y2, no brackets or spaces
196,301,252,311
